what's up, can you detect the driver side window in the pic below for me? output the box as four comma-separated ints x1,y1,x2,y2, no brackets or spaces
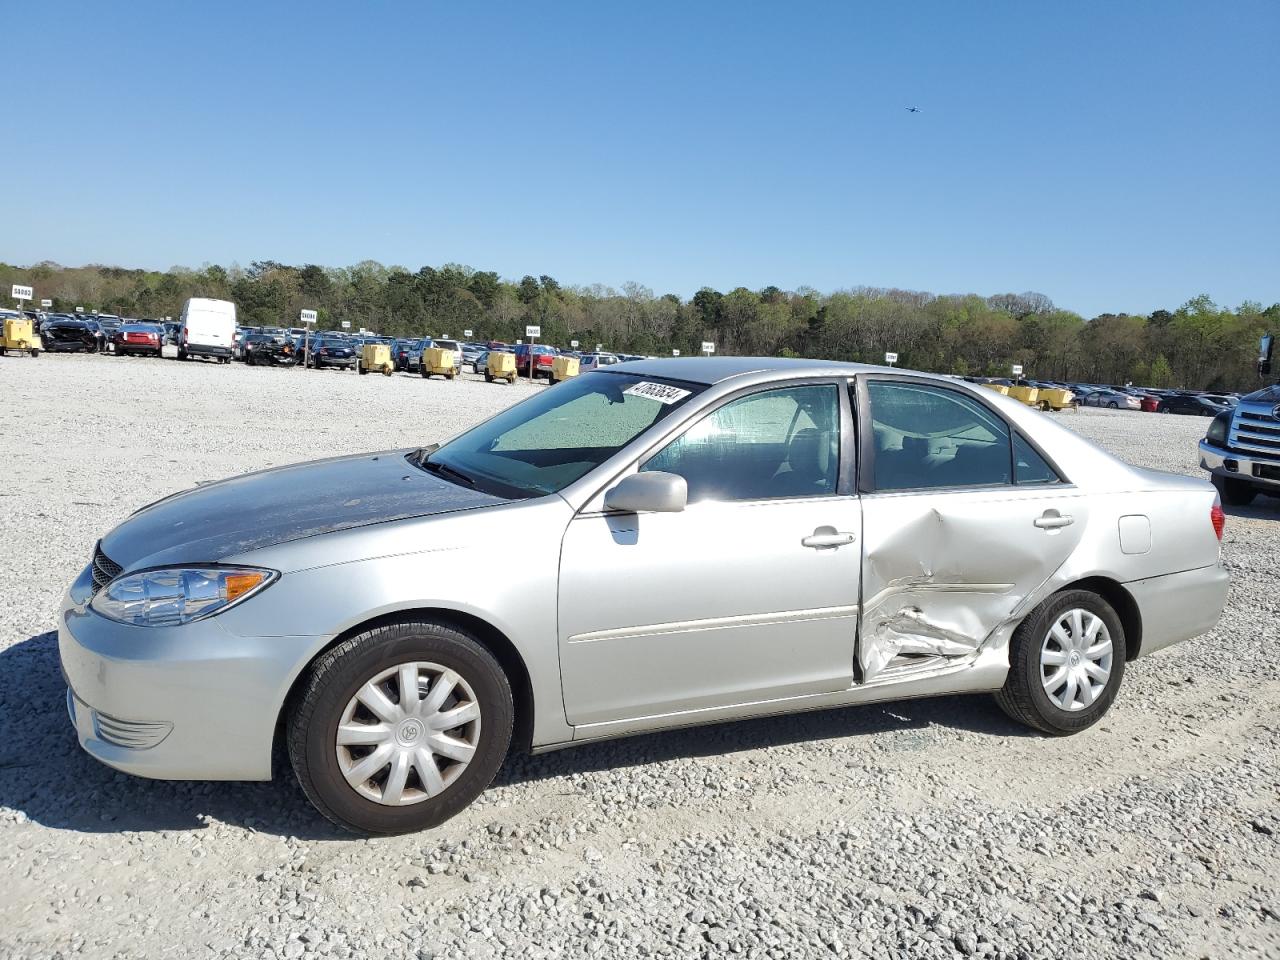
642,384,840,502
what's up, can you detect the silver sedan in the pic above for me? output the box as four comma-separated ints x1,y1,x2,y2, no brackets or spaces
60,358,1229,834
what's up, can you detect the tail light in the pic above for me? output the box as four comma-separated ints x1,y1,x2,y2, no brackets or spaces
1211,500,1225,540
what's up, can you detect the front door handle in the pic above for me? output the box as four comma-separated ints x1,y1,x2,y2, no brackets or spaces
802,526,856,549
1034,511,1074,530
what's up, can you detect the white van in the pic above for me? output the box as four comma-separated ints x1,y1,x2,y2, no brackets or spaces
179,298,236,362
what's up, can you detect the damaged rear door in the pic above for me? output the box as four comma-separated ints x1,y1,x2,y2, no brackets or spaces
855,377,1087,681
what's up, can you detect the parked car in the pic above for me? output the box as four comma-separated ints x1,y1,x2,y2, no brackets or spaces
179,297,235,363
1158,393,1230,416
97,317,123,349
309,336,357,370
393,338,429,372
242,332,298,366
1080,389,1141,410
578,352,620,372
461,343,485,368
511,343,557,379
111,322,164,357
1200,381,1280,505
62,359,1228,835
39,316,100,353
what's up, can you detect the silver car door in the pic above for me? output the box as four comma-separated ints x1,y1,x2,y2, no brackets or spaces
558,381,861,726
856,377,1087,680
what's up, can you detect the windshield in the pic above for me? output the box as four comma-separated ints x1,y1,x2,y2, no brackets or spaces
423,372,704,497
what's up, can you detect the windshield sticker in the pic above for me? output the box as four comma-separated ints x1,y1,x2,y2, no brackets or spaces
623,381,692,405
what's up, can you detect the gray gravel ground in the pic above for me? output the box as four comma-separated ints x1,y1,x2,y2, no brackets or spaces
1,354,1277,960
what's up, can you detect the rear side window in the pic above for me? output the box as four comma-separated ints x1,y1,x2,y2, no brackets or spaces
868,381,1012,490
1013,433,1060,484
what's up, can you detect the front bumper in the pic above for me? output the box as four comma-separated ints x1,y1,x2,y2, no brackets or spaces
1198,440,1280,490
59,562,322,781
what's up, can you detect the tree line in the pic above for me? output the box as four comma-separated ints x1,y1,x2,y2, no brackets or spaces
4,259,1276,391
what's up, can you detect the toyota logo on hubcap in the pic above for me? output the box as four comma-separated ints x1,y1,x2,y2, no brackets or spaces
396,719,425,746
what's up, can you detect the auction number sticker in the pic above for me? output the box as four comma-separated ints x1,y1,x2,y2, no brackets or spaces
624,381,691,405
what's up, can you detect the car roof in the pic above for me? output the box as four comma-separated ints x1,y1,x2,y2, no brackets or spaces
599,356,887,385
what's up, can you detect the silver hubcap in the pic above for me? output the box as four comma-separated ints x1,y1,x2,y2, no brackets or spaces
1040,609,1113,712
335,661,482,806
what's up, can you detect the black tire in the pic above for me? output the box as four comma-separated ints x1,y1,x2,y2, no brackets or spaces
1213,474,1257,507
287,619,513,835
994,589,1127,736
30,349,39,358
1108,401,1118,409
485,371,494,383
358,365,367,375
420,365,429,379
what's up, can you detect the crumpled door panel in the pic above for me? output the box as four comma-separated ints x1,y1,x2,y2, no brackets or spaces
859,492,1086,680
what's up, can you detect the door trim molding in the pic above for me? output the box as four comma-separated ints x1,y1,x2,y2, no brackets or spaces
566,604,860,645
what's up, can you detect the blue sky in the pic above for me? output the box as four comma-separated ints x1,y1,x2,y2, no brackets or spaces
5,0,1276,316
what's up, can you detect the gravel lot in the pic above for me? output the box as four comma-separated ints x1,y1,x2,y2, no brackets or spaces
1,354,1277,960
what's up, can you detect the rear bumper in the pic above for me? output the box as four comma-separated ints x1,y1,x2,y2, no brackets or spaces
1127,562,1230,658
1198,441,1280,490
186,344,231,358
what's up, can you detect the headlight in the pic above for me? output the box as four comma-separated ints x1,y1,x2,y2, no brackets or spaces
1205,411,1232,448
90,566,277,627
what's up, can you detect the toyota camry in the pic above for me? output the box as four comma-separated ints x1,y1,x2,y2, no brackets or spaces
60,359,1229,834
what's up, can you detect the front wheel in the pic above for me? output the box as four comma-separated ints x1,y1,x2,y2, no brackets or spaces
1213,474,1257,507
287,619,513,835
994,590,1126,735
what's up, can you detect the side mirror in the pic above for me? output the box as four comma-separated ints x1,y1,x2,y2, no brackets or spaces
604,471,687,513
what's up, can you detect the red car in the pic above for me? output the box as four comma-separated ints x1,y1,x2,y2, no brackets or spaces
112,322,163,357
513,343,557,379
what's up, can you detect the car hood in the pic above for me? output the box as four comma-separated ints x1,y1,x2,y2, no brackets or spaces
100,450,509,570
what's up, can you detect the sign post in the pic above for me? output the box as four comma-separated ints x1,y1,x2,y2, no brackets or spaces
672,349,681,357
463,329,473,339
300,309,317,366
884,351,898,367
40,298,52,309
1011,363,1024,378
75,306,84,313
701,341,715,356
11,284,32,310
525,325,541,381
570,340,579,349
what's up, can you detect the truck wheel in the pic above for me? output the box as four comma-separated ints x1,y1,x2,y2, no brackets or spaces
30,349,39,358
485,371,494,383
420,366,429,379
287,618,513,835
1213,474,1257,507
358,365,368,375
995,589,1126,736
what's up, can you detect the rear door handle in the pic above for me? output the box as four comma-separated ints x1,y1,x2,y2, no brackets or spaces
802,526,856,549
1034,511,1074,530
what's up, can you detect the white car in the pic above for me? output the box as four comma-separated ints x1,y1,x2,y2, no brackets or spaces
579,352,620,371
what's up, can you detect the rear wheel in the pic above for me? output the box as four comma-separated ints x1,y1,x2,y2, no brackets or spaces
287,619,513,835
1213,474,1257,507
995,590,1126,735
485,370,494,383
